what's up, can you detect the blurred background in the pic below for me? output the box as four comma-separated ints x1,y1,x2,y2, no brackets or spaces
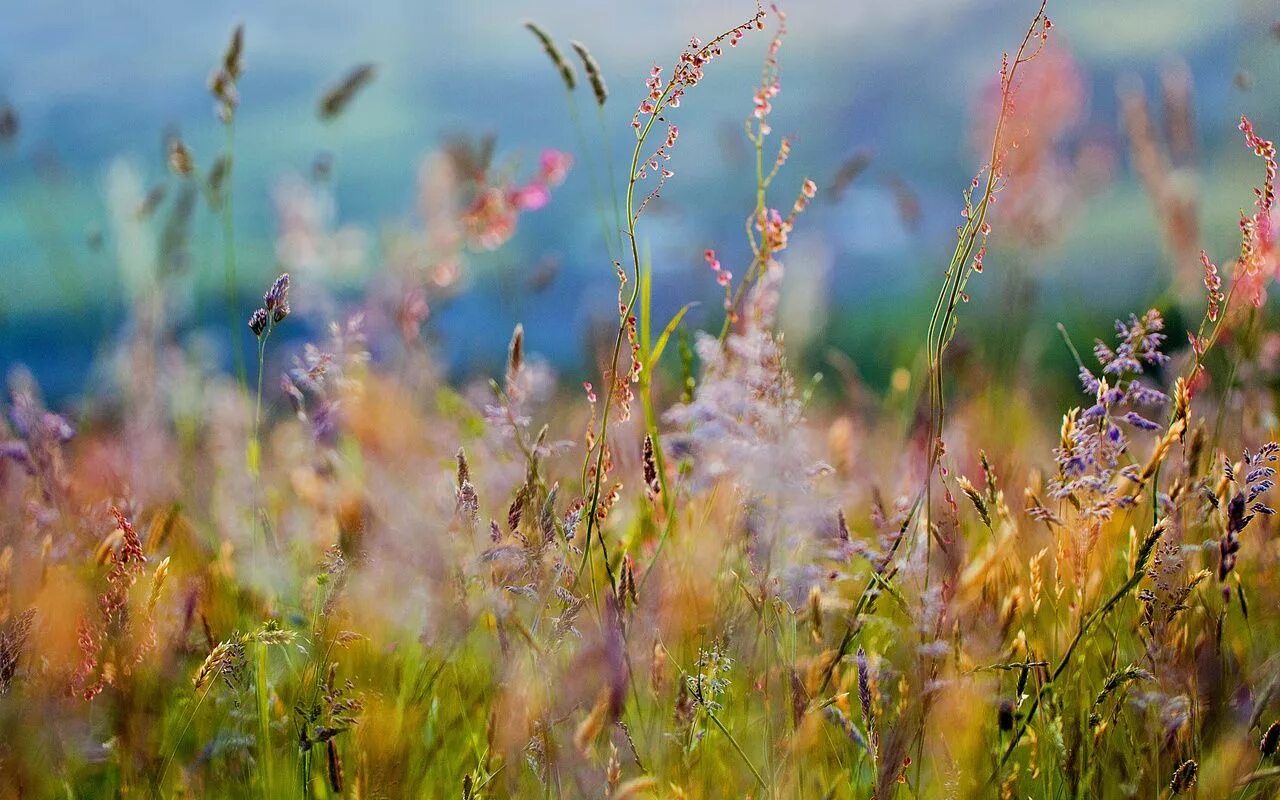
0,0,1277,402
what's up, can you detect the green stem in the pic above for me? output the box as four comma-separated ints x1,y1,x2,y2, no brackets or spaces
708,711,767,789
256,641,273,798
222,121,247,388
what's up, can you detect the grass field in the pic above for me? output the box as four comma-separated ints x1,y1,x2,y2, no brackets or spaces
2,2,1280,797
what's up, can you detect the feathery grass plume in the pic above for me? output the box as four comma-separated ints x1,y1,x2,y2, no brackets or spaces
206,153,231,209
222,24,244,79
146,557,171,614
0,608,35,693
209,24,245,123
641,433,660,498
616,552,638,608
1087,666,1154,726
1133,518,1168,575
570,40,608,106
455,448,480,530
1119,73,1202,293
856,647,878,764
318,63,378,121
193,636,246,692
1170,759,1198,794
250,620,297,646
574,689,611,754
525,21,576,91
956,474,991,528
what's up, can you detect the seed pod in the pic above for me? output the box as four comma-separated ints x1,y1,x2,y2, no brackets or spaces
168,137,194,177
997,699,1015,732
248,308,269,337
326,738,344,793
570,40,607,106
525,21,575,91
642,434,660,498
1262,722,1280,758
1169,759,1197,794
318,63,377,121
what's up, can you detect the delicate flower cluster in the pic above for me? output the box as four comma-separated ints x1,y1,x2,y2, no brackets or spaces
665,275,831,601
281,315,369,446
1092,309,1168,378
975,42,1087,249
631,123,679,220
72,507,149,701
586,262,643,426
630,8,765,133
461,149,572,251
1236,116,1277,306
1200,250,1224,322
705,248,731,288
248,273,291,337
1139,537,1208,635
0,370,74,510
1051,310,1169,519
955,3,1052,282
686,643,733,713
751,5,786,135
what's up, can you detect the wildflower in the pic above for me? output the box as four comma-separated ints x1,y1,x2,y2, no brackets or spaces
686,642,733,713
630,7,765,138
1094,309,1167,376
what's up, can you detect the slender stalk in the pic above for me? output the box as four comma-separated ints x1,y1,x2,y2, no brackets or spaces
222,122,247,387
255,641,273,798
708,711,767,789
994,533,1158,778
578,8,767,600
